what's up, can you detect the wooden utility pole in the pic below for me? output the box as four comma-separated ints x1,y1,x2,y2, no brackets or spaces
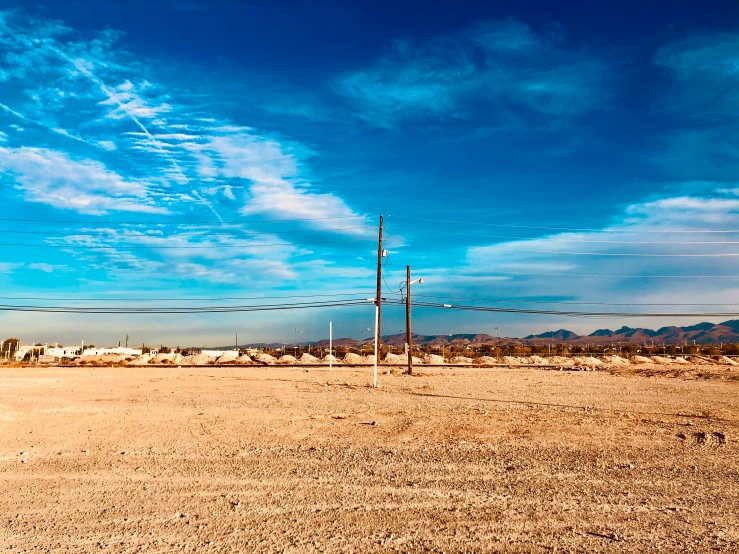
375,215,384,355
406,264,413,375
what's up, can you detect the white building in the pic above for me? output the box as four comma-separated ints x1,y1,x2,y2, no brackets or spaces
45,346,83,360
80,347,144,358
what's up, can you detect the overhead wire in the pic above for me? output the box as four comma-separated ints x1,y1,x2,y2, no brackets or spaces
0,298,374,314
0,215,367,226
383,299,739,318
384,226,739,245
386,214,739,234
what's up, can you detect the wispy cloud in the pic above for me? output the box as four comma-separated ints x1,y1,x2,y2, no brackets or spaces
334,19,609,128
0,146,167,214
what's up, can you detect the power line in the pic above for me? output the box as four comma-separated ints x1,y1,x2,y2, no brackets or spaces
395,270,737,279
408,293,739,306
0,238,376,249
486,271,738,279
0,226,371,238
0,292,375,302
0,298,374,314
387,226,739,245
387,215,739,234
394,246,739,257
384,299,739,318
0,215,367,226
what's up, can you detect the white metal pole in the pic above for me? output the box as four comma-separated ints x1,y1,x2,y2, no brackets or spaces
373,304,379,388
329,321,332,372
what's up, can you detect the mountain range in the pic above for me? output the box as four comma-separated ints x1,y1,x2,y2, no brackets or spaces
307,320,739,347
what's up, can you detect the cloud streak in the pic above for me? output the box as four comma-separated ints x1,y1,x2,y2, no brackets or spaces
335,19,609,128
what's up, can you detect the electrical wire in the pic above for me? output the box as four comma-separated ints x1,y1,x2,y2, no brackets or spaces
386,226,739,245
408,293,739,306
0,292,375,302
0,238,375,249
383,299,739,318
0,299,373,314
0,215,368,226
391,245,739,257
0,226,371,238
387,214,739,234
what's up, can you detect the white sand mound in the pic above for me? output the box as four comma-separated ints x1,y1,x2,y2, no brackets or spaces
449,356,473,364
719,356,739,366
573,356,603,368
343,353,365,364
180,353,215,365
363,354,376,364
630,356,651,364
253,352,276,365
547,356,575,366
235,354,254,365
152,353,175,364
322,354,338,363
129,354,153,366
298,353,320,364
476,356,498,365
502,356,521,365
215,351,239,364
688,355,714,364
384,353,423,364
76,354,127,365
528,355,548,364
672,356,690,365
425,354,446,365
650,356,672,365
603,355,630,366
277,355,297,365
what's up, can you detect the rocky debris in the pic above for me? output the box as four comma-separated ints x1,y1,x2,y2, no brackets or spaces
384,353,423,365
129,354,154,366
253,353,277,365
215,351,239,364
603,355,630,366
572,357,604,368
343,353,365,365
546,356,575,366
180,353,216,365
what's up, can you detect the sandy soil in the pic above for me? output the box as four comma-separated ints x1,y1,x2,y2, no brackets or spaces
1,364,737,553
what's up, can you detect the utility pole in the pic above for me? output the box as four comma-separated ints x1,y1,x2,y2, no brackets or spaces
375,214,384,356
406,265,413,375
236,334,238,351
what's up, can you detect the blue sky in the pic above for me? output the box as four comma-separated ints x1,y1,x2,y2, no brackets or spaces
1,1,738,346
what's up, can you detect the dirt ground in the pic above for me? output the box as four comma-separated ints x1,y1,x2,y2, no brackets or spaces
1,364,737,553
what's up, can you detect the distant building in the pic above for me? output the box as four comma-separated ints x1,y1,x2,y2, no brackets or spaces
80,347,143,358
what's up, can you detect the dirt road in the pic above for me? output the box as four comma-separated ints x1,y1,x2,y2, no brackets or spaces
1,365,737,552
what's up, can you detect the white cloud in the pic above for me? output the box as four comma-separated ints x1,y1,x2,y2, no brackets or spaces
335,19,608,127
0,146,167,214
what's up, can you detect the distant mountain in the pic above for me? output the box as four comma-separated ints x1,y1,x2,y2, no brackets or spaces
204,320,739,350
311,320,739,347
525,329,581,340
